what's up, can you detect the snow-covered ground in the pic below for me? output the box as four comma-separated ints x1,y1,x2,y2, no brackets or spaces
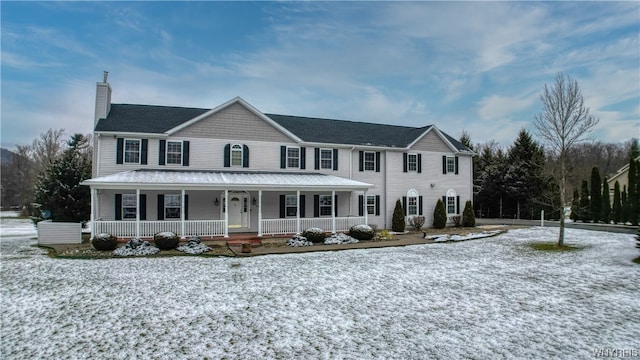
1,213,639,359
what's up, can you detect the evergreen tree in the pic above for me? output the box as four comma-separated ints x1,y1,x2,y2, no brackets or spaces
475,144,508,218
504,129,545,219
580,180,590,223
628,155,639,226
33,134,91,223
601,176,611,224
612,181,621,224
621,186,629,224
462,200,475,227
433,199,447,229
590,167,601,223
391,199,405,232
570,188,580,221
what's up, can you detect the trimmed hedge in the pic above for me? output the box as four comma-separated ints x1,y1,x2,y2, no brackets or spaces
302,228,326,244
91,233,118,251
154,231,179,250
349,224,374,240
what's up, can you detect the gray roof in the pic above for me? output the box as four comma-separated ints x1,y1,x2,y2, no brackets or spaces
95,103,470,151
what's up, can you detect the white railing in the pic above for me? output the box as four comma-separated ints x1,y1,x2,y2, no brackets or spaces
261,216,367,236
93,220,226,238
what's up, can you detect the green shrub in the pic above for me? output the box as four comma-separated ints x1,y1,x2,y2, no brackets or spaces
302,228,326,244
91,233,118,251
462,200,475,227
433,199,447,229
392,199,405,232
377,229,392,241
154,231,179,250
349,224,374,240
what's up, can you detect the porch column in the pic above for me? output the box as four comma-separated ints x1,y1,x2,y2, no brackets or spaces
224,189,229,238
181,189,186,238
258,190,263,237
296,190,301,234
331,190,336,234
135,188,140,238
363,190,368,225
90,188,96,239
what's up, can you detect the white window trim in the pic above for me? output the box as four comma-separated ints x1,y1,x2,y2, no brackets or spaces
124,139,141,164
407,153,418,172
285,195,297,217
122,194,137,220
165,194,181,219
407,196,418,216
320,148,333,170
364,151,375,171
446,189,457,214
231,144,243,167
319,195,332,217
166,140,183,165
366,195,376,215
446,156,456,174
287,146,300,169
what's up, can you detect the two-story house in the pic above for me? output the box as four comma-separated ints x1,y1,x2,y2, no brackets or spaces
83,73,474,239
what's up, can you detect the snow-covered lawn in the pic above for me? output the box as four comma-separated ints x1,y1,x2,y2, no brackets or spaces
1,215,639,359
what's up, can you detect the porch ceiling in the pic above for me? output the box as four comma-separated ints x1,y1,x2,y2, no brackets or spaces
81,169,373,191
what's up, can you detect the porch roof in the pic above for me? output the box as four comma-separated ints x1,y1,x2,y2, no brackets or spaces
82,169,373,191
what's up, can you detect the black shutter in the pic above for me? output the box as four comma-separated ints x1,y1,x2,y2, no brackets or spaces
456,196,460,214
243,145,249,168
403,153,408,173
455,156,459,175
359,151,364,171
182,141,190,166
333,149,338,170
159,140,166,165
417,154,422,173
300,195,306,218
334,194,338,216
375,152,381,172
314,148,320,170
184,195,189,220
402,196,407,216
442,155,447,174
116,138,124,164
300,147,306,169
141,139,148,165
139,194,147,220
359,195,364,216
314,195,320,217
375,195,380,216
115,194,122,220
224,144,230,167
157,194,164,220
280,146,286,169
279,195,286,218
419,196,423,215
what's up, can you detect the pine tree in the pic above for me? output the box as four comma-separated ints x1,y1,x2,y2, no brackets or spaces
570,188,580,221
590,167,602,223
601,176,611,224
33,134,91,224
628,156,639,226
612,181,621,224
504,129,545,219
621,186,629,224
433,199,447,229
391,199,405,232
580,180,590,223
462,200,475,227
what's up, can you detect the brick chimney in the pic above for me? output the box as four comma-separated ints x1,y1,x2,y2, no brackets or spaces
94,71,112,128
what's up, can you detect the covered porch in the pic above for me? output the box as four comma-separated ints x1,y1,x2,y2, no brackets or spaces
82,169,373,239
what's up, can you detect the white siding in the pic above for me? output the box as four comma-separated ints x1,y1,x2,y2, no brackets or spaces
38,221,82,245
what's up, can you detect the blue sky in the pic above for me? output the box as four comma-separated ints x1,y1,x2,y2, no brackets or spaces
2,1,639,150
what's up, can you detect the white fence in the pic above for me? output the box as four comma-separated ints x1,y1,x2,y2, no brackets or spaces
38,221,82,245
93,220,226,238
261,216,366,236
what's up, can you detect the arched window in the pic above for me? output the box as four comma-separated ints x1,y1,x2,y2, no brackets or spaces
406,189,419,216
231,144,243,167
446,189,458,214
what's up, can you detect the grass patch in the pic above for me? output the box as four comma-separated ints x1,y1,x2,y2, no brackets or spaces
633,257,640,265
528,242,585,252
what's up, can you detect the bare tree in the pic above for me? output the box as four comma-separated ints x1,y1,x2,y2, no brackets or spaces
534,73,599,246
31,129,65,176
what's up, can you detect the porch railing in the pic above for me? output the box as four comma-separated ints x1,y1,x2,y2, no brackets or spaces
93,220,226,238
261,216,367,236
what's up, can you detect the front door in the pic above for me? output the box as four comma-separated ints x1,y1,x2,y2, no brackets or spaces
228,196,243,228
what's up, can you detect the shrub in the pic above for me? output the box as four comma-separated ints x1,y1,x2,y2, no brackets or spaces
376,229,392,241
91,233,118,251
325,233,358,245
349,224,374,240
408,215,425,231
113,237,159,256
433,199,447,229
287,235,313,247
392,199,406,232
452,215,462,227
462,200,476,227
154,231,180,250
302,227,326,244
176,236,211,254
